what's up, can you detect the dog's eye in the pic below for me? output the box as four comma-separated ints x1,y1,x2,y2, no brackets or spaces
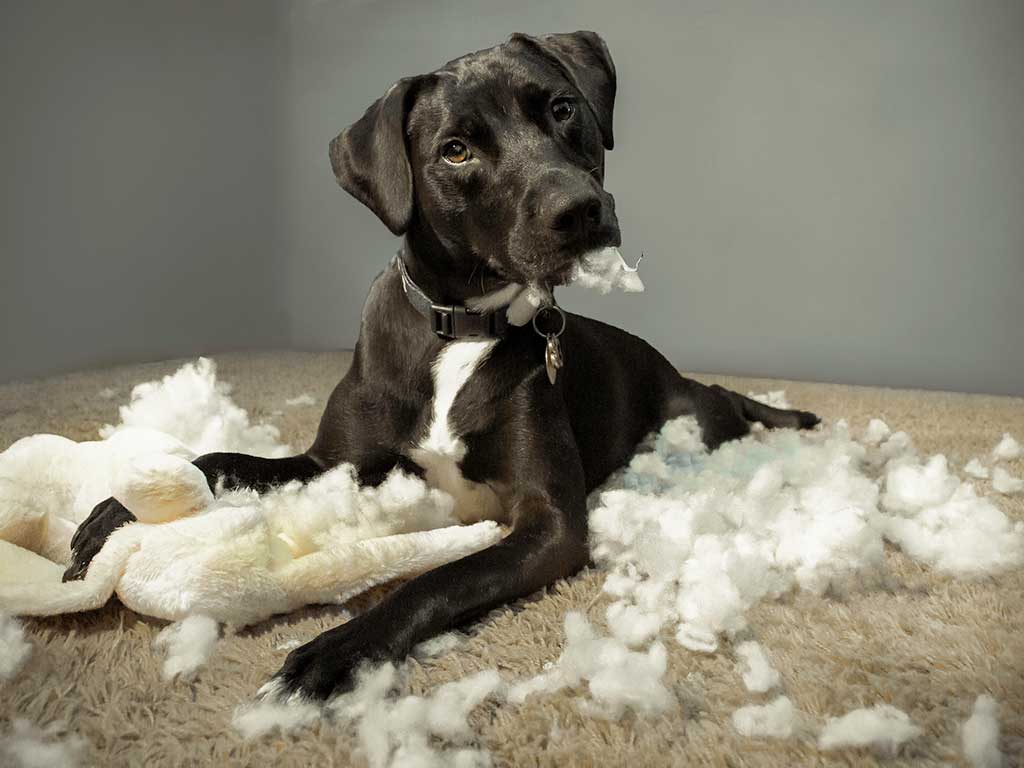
551,99,575,122
441,140,471,165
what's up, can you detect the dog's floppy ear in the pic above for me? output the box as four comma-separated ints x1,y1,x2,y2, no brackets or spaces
512,31,617,150
329,77,421,236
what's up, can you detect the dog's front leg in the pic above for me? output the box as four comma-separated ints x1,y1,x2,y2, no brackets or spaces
63,452,324,581
269,402,589,701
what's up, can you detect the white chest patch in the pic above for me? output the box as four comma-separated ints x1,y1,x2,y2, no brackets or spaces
410,340,505,524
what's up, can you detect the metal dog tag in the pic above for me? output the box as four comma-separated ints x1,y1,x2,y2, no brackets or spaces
545,334,563,385
533,304,567,385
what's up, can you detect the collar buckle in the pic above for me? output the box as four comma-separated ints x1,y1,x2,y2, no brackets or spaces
396,252,507,340
431,304,498,339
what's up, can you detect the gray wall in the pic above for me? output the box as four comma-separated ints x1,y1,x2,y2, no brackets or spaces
4,1,1023,395
0,1,288,383
282,0,1024,396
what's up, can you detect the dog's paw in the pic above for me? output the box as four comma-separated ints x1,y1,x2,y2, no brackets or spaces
254,677,308,706
794,410,821,430
263,619,386,703
63,496,136,581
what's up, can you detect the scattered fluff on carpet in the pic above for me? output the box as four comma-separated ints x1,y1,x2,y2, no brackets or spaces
962,695,1002,768
237,403,1018,766
237,663,503,768
992,466,1023,494
817,703,922,755
154,615,220,682
0,719,88,768
731,696,797,739
964,458,990,479
589,415,1022,658
0,613,32,681
506,611,674,718
99,356,290,458
3,357,1015,764
734,640,781,693
992,433,1021,462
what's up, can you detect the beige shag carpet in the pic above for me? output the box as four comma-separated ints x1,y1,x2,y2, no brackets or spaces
1,350,1021,767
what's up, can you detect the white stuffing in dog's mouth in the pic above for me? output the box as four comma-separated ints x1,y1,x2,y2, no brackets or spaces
466,246,644,325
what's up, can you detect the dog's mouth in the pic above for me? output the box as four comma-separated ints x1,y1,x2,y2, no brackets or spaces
469,239,641,324
541,263,578,289
516,228,624,288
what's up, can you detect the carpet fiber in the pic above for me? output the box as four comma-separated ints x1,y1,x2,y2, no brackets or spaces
1,350,1021,766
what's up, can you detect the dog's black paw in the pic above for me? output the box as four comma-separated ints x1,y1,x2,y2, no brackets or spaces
794,410,821,430
260,618,388,703
62,496,136,582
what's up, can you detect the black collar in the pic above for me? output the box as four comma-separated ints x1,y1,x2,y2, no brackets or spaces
395,253,510,340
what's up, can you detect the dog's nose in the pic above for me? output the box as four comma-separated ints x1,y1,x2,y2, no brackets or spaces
545,193,603,234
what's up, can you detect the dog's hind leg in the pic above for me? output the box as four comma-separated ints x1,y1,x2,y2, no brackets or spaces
664,377,820,452
707,384,820,431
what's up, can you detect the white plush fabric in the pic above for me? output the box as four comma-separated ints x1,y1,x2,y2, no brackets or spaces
0,360,503,626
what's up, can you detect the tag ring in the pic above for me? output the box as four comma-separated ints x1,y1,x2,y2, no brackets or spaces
532,304,566,338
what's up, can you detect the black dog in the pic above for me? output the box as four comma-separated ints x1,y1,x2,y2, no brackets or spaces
66,31,818,701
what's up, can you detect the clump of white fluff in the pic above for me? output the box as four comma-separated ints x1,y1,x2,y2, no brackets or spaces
731,696,797,738
237,662,503,768
588,407,1024,663
734,641,780,692
961,695,1002,768
231,694,321,740
818,704,921,755
882,454,961,513
747,390,791,410
100,358,288,457
590,416,885,654
991,467,1023,495
154,615,220,681
963,458,990,479
508,612,674,719
0,719,88,768
991,433,1021,462
569,247,644,295
412,632,465,659
880,455,1024,573
0,613,32,680
254,462,459,560
862,418,892,445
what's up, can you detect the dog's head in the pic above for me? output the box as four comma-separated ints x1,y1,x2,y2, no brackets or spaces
329,31,620,288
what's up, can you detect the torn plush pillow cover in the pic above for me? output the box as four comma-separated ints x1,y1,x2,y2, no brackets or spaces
0,359,502,626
